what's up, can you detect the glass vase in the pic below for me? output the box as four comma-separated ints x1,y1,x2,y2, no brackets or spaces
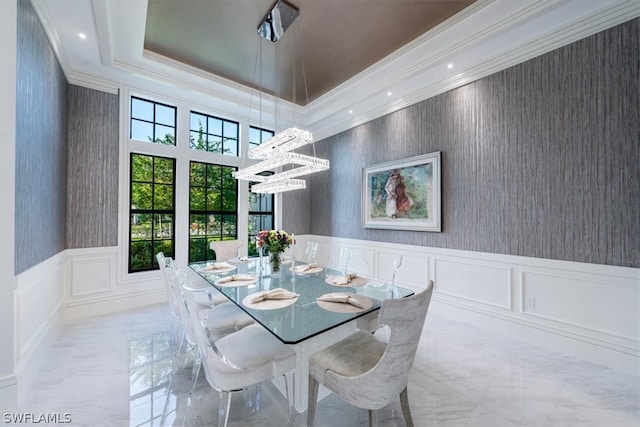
269,251,283,273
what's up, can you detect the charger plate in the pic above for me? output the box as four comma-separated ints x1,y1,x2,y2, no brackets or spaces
242,293,298,310
214,276,257,287
201,263,237,274
325,276,368,287
291,265,324,275
316,293,373,313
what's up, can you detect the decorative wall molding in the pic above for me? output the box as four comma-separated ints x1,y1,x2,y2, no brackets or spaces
434,258,512,310
64,247,166,321
292,234,640,375
13,250,66,404
12,247,167,404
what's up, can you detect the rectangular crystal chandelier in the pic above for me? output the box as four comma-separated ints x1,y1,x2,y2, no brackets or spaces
235,132,330,193
248,127,312,159
234,2,330,194
251,178,306,194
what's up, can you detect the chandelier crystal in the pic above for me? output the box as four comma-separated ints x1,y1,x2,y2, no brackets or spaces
235,1,330,194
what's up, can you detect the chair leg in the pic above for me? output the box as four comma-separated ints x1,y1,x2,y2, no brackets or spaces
284,371,295,424
307,374,319,427
189,355,201,393
399,386,414,427
368,409,378,427
218,391,232,427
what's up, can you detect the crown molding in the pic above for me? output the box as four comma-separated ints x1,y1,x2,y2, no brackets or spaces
66,69,119,94
31,0,640,142
307,0,640,141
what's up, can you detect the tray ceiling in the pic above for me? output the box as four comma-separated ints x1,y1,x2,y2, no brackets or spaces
144,0,476,106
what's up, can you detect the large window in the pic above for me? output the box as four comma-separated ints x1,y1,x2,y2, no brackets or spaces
126,95,271,273
189,162,238,262
190,111,239,156
248,180,274,256
130,97,176,145
249,125,274,149
129,154,175,272
247,126,275,256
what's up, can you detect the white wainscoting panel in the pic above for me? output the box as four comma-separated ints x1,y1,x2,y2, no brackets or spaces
64,247,166,321
292,235,639,374
14,251,66,403
15,253,65,360
70,256,113,297
435,257,512,310
377,251,429,288
521,270,639,339
15,278,47,358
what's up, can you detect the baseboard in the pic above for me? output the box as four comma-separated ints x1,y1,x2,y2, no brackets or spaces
14,303,65,406
0,375,17,412
63,287,167,322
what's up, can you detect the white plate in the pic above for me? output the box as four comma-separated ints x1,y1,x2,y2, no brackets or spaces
325,276,368,287
201,263,237,274
214,276,258,287
316,293,373,313
242,293,298,310
291,266,324,275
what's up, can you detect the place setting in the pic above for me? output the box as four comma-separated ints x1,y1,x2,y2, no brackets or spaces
316,292,373,313
243,288,300,310
214,273,258,287
200,261,237,274
291,262,324,275
325,273,367,287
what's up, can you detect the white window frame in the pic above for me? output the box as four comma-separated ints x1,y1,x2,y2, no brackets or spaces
117,86,282,283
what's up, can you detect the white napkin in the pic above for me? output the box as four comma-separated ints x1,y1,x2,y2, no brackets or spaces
317,293,363,308
250,288,299,303
217,274,256,284
294,263,319,273
326,273,357,285
203,261,234,271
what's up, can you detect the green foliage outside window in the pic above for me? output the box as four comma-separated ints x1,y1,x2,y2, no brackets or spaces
130,97,176,145
189,112,238,155
247,127,275,256
129,154,175,272
189,161,238,263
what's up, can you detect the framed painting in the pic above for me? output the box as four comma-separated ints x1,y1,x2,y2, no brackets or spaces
362,152,441,232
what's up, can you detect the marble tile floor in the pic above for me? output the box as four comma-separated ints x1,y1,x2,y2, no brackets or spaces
14,303,639,427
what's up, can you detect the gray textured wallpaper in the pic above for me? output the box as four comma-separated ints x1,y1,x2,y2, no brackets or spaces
15,0,68,274
285,18,639,268
66,86,119,248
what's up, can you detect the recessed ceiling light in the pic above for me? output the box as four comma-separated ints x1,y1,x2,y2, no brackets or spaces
387,91,392,96
348,110,353,114
78,33,87,40
447,63,453,69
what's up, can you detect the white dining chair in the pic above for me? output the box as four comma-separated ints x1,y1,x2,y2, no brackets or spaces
335,245,352,274
209,239,243,261
169,263,254,343
156,252,182,343
308,281,434,427
180,277,296,427
305,240,319,263
183,268,230,309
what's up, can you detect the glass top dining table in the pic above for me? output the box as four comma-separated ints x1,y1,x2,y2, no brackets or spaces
188,257,414,345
